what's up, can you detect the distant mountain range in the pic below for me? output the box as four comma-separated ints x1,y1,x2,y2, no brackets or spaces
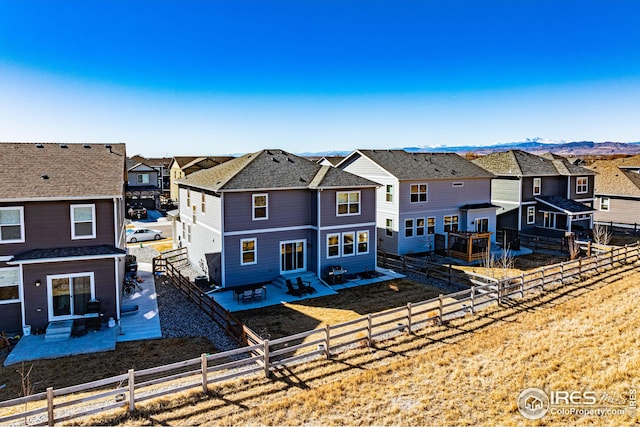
299,139,640,158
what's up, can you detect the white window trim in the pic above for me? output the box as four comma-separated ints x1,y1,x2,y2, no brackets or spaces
527,206,536,224
136,173,150,184
70,204,96,240
443,214,459,232
327,233,341,258
386,218,393,236
410,183,428,203
533,178,541,196
427,217,436,235
201,193,206,214
576,177,588,194
0,206,25,244
240,237,257,265
385,185,394,203
336,191,361,217
357,230,369,254
252,193,269,221
415,217,425,236
0,266,20,304
404,219,414,238
475,217,489,233
342,231,356,257
46,272,95,320
600,197,610,212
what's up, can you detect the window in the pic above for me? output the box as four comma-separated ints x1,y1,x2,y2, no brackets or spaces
71,204,96,239
410,184,428,203
386,219,393,236
327,234,340,258
187,224,192,243
533,178,541,195
0,207,24,243
0,267,19,304
444,215,459,232
192,205,197,224
527,206,536,224
576,177,588,194
405,219,414,237
386,185,394,202
241,238,257,265
475,218,489,233
252,194,268,220
186,189,190,207
357,231,369,254
201,193,206,213
600,197,610,211
416,218,425,236
427,217,435,234
337,191,360,216
182,222,186,240
342,232,355,256
137,174,150,184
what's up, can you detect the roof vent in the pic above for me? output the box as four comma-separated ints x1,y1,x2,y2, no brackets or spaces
266,150,273,155
272,157,280,163
300,177,306,182
287,157,294,163
41,174,49,180
83,144,91,148
60,144,68,148
35,143,44,148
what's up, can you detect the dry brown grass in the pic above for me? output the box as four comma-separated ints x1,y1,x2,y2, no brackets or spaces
80,264,640,426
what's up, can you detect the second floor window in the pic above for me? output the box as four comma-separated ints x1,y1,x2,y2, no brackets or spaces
0,207,24,243
71,204,96,239
600,197,610,211
386,185,394,202
252,194,268,220
533,178,541,195
337,191,360,216
410,184,428,203
201,193,206,213
137,174,150,184
186,189,190,207
576,177,588,194
444,215,459,232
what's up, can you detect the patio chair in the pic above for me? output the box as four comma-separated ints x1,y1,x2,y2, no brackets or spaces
241,289,254,304
253,287,264,302
286,279,303,297
296,277,316,294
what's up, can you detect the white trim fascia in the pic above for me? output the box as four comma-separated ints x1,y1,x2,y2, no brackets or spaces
224,224,317,237
337,150,397,180
0,256,13,262
574,197,595,203
8,253,126,265
520,200,537,205
319,222,376,231
220,193,226,287
0,195,123,203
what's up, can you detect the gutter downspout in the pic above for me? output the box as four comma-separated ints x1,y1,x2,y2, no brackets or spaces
317,190,322,280
113,197,121,322
220,192,226,287
517,178,523,231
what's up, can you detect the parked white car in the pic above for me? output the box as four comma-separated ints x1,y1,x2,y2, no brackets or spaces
126,228,163,243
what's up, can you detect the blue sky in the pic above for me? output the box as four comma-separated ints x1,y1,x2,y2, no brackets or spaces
1,1,639,156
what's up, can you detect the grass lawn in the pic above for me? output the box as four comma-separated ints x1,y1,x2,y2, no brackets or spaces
235,278,445,339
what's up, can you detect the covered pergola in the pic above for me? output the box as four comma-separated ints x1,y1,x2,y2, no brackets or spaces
447,231,493,263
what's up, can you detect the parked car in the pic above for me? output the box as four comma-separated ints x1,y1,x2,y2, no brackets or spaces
127,204,148,219
126,228,163,243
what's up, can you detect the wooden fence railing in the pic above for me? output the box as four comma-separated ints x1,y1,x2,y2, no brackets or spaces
2,244,640,425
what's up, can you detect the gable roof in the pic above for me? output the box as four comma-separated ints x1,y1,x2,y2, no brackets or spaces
587,160,640,197
472,150,594,177
177,149,378,192
342,149,494,180
0,142,126,201
171,156,235,171
126,158,156,172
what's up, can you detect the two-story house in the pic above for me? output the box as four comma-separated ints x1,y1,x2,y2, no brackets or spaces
472,150,595,236
0,143,127,335
125,158,161,211
130,155,172,197
338,149,497,257
169,156,235,202
174,149,378,288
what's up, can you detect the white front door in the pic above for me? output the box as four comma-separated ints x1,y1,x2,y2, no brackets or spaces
47,273,95,320
280,240,306,274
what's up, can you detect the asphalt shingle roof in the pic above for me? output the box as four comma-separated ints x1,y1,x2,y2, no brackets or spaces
472,150,594,177
536,196,594,214
178,149,378,191
0,142,126,200
10,245,126,262
350,150,494,180
587,160,640,197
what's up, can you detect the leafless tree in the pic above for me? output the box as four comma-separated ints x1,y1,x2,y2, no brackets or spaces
592,224,612,246
568,236,581,260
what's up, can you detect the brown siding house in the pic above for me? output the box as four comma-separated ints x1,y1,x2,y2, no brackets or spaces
0,143,127,334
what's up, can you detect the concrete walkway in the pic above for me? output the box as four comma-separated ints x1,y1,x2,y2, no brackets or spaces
117,262,162,342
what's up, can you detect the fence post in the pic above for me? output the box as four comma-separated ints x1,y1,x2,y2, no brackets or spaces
540,267,545,291
470,286,475,314
520,273,525,298
324,324,331,359
128,369,135,412
560,262,564,284
201,353,208,394
438,294,444,325
47,387,54,426
367,314,373,347
263,339,270,378
578,258,582,279
407,302,413,333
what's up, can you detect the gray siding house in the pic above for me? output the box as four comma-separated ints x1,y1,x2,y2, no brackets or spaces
338,150,497,256
473,150,595,236
125,158,161,211
0,143,127,335
175,149,378,288
588,157,640,228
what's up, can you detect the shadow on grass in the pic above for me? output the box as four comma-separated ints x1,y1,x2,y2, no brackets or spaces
83,263,639,426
